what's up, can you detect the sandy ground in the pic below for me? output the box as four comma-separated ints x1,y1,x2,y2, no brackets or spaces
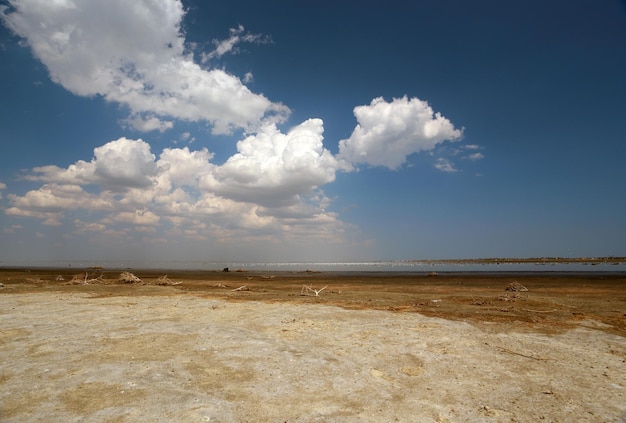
1,270,625,422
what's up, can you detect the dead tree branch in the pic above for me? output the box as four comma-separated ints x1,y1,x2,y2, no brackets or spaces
300,284,328,297
155,275,182,286
70,271,104,285
232,285,250,291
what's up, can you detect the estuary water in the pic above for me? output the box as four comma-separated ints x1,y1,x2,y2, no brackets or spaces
2,259,625,273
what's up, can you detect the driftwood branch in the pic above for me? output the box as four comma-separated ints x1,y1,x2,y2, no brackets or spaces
155,275,182,286
232,285,250,291
300,285,328,297
75,271,104,285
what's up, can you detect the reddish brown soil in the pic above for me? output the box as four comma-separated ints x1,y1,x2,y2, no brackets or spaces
2,268,625,335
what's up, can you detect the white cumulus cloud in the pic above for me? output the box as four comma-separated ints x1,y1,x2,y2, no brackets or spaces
338,96,463,169
158,146,214,189
204,119,344,207
0,0,289,134
25,138,157,191
91,138,158,189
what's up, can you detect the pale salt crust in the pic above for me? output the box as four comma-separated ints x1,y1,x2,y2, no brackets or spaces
1,292,624,422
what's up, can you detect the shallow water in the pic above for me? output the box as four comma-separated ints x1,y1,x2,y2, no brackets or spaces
2,259,624,272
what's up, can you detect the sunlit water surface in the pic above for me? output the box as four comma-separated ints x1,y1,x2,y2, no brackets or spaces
2,260,625,273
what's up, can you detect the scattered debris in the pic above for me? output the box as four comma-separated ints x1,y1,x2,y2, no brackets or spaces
55,275,65,281
505,281,528,292
498,293,520,302
471,297,492,306
118,271,142,284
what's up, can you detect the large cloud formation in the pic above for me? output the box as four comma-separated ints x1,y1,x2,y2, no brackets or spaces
1,0,474,251
7,123,345,241
0,0,289,134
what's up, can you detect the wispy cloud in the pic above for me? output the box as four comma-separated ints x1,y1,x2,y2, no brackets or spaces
460,145,485,161
431,142,485,170
5,207,63,226
121,114,174,133
3,224,23,234
434,158,459,173
201,24,272,63
467,152,484,160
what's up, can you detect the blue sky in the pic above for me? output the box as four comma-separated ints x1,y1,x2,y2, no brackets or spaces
1,0,625,265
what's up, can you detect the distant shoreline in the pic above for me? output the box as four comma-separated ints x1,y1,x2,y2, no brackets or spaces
402,256,626,264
